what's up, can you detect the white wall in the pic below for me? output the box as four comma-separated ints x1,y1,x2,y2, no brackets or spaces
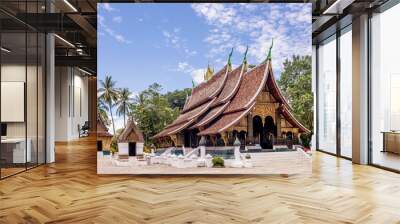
312,45,316,151
54,67,89,141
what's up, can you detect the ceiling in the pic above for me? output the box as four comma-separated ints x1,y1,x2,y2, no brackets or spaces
311,0,390,43
1,0,395,73
0,0,97,75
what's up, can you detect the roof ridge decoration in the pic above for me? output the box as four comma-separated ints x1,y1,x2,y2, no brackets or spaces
243,45,248,65
227,47,233,72
267,38,273,61
204,62,214,81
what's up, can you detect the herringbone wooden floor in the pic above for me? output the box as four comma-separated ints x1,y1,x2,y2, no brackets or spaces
1,137,400,224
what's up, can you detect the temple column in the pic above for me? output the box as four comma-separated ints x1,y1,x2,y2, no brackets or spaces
170,135,178,147
276,111,281,137
210,135,216,146
221,132,228,146
247,114,253,144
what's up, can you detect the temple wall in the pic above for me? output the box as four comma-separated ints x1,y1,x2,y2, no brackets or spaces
98,136,112,151
157,137,175,148
227,116,248,133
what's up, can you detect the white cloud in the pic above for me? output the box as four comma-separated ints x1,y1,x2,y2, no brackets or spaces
100,3,117,12
176,62,194,73
98,15,131,44
162,28,197,57
163,30,180,48
191,3,311,73
185,49,197,56
172,62,205,85
112,16,123,23
191,69,206,84
192,4,236,25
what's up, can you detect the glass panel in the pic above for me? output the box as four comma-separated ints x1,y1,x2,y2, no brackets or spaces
38,32,45,165
27,30,38,169
0,1,46,178
340,28,352,158
1,31,27,177
317,35,337,154
371,4,400,171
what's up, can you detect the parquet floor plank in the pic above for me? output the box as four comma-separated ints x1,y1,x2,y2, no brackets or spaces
1,136,400,223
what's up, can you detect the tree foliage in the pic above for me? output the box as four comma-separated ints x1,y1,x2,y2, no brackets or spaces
277,55,313,131
98,76,120,136
116,88,134,127
97,98,110,126
130,83,181,146
164,88,192,110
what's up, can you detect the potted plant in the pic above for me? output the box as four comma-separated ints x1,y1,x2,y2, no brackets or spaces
109,139,118,158
212,156,225,168
300,132,312,153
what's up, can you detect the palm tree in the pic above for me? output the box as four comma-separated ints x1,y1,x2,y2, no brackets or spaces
116,88,133,127
98,75,119,136
97,98,109,125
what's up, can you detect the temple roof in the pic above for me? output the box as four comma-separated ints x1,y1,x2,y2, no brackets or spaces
278,104,310,133
198,103,255,135
213,64,245,106
197,62,270,136
266,64,291,109
118,119,144,143
152,99,215,138
97,118,113,137
154,57,309,139
191,102,229,129
182,65,228,112
189,64,245,129
224,62,268,113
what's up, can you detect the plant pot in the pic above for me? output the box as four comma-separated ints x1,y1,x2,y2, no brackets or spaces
102,151,110,156
212,165,225,168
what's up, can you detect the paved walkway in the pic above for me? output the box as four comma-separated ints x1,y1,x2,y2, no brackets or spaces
97,150,311,175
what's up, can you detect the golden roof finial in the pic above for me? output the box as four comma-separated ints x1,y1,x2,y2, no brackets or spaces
204,62,213,81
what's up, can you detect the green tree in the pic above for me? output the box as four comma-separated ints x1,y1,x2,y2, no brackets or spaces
97,98,110,125
116,88,133,127
130,83,179,146
164,88,192,110
98,76,119,136
277,55,313,130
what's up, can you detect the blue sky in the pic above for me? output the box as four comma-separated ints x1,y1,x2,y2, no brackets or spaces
98,3,311,95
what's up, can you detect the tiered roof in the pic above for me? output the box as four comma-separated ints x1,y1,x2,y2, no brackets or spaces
97,118,113,137
182,65,228,112
152,65,229,139
118,119,144,143
154,52,309,139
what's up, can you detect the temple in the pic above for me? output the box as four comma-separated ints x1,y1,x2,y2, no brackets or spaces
153,47,309,149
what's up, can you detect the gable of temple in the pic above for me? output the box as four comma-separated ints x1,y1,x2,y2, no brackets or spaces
153,52,309,147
